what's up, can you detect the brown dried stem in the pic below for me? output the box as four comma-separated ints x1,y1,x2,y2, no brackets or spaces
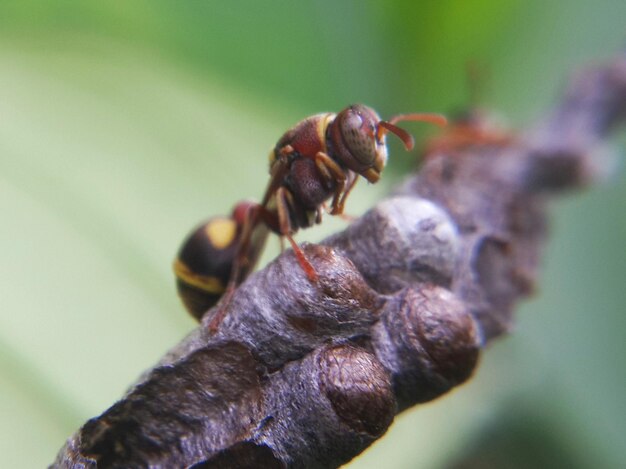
52,54,626,469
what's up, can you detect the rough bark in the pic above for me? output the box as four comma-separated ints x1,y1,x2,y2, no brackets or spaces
52,53,626,469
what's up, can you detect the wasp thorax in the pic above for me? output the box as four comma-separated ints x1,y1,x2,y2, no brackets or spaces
334,105,388,183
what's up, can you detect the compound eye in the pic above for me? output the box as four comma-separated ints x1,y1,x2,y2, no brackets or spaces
340,110,378,166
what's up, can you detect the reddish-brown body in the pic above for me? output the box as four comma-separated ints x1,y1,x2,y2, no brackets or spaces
275,114,333,162
271,113,336,229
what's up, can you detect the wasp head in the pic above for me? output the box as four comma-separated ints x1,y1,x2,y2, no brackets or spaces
331,104,446,183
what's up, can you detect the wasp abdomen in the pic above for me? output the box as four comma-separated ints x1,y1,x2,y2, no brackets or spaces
174,217,240,321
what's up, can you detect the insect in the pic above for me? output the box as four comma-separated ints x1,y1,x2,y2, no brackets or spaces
422,107,512,157
423,62,512,158
205,104,447,330
173,200,267,321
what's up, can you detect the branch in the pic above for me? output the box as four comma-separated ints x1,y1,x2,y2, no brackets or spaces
51,54,626,469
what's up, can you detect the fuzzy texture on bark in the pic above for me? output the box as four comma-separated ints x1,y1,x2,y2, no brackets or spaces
52,54,626,469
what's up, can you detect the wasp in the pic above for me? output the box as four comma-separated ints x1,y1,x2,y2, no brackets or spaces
422,107,512,157
423,63,512,158
179,104,447,329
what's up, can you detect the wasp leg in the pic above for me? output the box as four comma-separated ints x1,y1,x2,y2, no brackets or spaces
316,204,326,224
254,204,287,252
276,187,319,282
208,203,268,332
335,173,359,216
314,152,349,216
316,165,359,218
207,283,235,332
322,200,355,223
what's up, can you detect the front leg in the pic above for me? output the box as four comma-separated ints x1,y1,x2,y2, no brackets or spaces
314,152,349,215
335,172,359,216
208,202,268,332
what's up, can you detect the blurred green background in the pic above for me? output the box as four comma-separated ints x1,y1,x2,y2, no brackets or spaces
0,1,624,467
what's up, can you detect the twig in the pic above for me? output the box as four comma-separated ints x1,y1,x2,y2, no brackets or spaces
51,53,626,469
